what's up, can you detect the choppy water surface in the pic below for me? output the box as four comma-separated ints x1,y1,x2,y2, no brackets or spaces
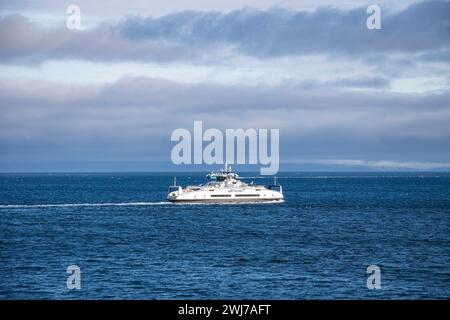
0,172,449,299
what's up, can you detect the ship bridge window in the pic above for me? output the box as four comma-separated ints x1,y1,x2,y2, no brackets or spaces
235,194,260,197
203,182,220,187
211,194,232,197
268,185,281,191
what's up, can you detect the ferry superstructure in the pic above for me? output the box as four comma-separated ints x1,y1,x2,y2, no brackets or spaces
167,166,283,203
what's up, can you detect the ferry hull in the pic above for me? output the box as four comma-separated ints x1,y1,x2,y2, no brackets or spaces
167,197,284,203
167,191,284,203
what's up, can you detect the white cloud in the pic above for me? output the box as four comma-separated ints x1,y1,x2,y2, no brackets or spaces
291,159,450,170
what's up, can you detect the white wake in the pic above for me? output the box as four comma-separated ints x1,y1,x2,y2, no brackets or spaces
0,202,172,209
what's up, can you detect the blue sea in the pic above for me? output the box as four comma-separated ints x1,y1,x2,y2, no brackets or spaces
0,172,449,299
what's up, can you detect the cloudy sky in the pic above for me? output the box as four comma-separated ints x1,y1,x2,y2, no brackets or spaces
0,0,449,172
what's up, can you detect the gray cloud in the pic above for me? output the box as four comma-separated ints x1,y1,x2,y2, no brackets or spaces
0,0,417,22
1,76,449,166
0,15,206,64
1,1,449,64
120,1,450,57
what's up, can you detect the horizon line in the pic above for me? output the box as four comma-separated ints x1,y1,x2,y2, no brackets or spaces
1,170,450,174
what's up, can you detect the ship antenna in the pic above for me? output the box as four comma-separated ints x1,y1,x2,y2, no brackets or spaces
274,176,277,186
173,176,177,186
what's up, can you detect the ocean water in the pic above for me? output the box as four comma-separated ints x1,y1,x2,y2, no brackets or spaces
0,172,449,299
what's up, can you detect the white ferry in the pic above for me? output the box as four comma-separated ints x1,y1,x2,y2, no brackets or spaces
167,165,283,203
